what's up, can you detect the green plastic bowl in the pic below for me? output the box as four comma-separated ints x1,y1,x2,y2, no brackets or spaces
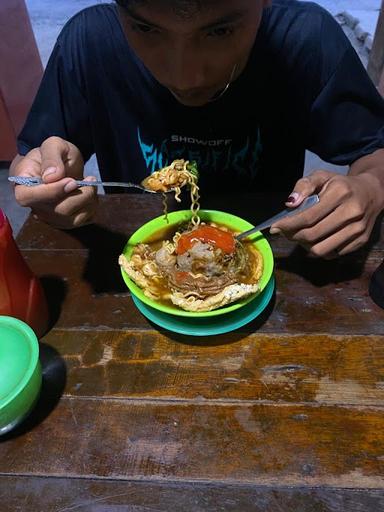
0,316,42,435
121,209,274,318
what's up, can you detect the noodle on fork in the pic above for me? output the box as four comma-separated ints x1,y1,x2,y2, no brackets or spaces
142,159,200,225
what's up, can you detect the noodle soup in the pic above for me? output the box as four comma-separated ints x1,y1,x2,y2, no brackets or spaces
119,210,273,316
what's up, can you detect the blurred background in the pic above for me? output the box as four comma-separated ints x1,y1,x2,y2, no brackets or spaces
0,0,383,234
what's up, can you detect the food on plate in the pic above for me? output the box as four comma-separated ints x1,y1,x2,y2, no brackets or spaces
141,159,200,225
119,221,263,312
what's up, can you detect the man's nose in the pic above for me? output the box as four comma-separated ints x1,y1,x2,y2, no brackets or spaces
167,42,205,91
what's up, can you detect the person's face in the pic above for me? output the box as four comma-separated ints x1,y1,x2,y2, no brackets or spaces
119,0,270,107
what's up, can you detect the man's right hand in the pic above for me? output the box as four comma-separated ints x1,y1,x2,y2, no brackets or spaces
10,136,98,229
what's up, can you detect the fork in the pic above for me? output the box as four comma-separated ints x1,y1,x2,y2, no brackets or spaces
8,176,157,193
236,194,320,240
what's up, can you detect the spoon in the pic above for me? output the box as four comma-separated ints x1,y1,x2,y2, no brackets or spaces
236,194,320,241
8,176,172,193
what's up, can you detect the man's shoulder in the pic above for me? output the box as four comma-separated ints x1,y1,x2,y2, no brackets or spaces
253,1,352,110
52,2,131,68
259,0,349,73
269,0,330,21
264,0,340,42
62,3,118,25
57,3,121,45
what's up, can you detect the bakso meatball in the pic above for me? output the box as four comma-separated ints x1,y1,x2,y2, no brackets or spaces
155,246,177,270
176,241,227,277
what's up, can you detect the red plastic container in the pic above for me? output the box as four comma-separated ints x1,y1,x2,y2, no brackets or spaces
0,208,48,338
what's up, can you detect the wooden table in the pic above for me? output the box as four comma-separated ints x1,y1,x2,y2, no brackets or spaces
1,193,384,511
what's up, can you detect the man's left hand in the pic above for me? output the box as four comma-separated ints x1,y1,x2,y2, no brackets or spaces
270,169,384,258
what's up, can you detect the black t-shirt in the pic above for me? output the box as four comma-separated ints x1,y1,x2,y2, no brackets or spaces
18,0,384,193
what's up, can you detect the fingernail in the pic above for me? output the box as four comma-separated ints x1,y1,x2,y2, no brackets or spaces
286,192,300,204
42,167,57,179
269,227,281,235
64,181,78,193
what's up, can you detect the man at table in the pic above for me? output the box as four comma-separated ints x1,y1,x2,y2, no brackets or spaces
10,0,384,259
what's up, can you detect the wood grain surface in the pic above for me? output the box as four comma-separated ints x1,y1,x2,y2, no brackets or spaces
2,195,384,511
3,476,384,512
2,397,384,484
36,330,384,406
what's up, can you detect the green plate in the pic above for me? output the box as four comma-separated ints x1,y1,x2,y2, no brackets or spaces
132,276,275,336
0,316,42,435
121,210,274,318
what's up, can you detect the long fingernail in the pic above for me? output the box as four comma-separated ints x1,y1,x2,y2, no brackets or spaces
42,167,57,179
269,227,281,235
286,192,301,204
64,181,78,193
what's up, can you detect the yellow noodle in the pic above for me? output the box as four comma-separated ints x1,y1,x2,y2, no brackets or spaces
163,240,175,254
173,232,181,245
174,186,182,202
144,159,200,225
189,179,200,226
162,192,168,223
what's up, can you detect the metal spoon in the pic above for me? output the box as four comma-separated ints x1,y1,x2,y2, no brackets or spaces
8,176,167,193
236,194,320,241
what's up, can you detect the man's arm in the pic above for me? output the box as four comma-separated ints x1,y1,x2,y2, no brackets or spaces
267,10,384,258
11,8,98,228
270,152,384,258
349,148,384,190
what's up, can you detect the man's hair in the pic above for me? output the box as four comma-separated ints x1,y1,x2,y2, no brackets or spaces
115,0,203,18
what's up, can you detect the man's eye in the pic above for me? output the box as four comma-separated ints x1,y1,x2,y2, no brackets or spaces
207,26,234,38
132,22,157,34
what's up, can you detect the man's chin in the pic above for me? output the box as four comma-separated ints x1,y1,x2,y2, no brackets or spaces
179,99,210,107
169,86,227,106
171,93,210,107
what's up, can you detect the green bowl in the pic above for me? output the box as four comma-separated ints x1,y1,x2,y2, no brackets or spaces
121,210,274,318
0,316,42,435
